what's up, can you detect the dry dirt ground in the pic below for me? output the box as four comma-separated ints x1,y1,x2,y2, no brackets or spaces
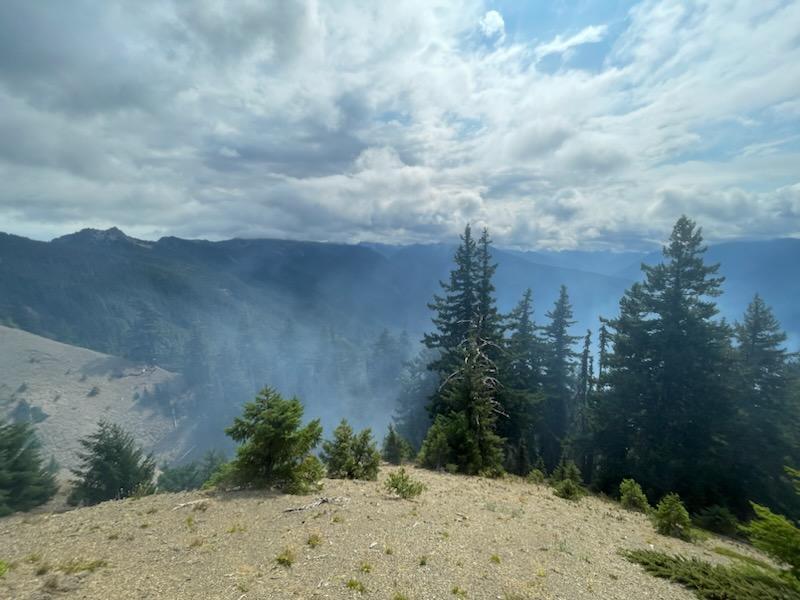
0,325,189,473
0,466,769,600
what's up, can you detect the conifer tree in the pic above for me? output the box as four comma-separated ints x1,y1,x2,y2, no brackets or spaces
382,424,411,465
592,216,736,510
540,285,579,469
68,421,155,506
429,334,505,475
732,295,799,514
475,228,504,353
499,289,545,472
220,387,323,493
0,420,57,516
423,225,478,378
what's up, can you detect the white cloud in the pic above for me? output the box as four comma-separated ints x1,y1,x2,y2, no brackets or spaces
479,10,505,43
534,24,608,61
0,0,798,249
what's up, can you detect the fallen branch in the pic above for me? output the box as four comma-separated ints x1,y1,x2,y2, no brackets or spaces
283,497,349,513
171,499,209,511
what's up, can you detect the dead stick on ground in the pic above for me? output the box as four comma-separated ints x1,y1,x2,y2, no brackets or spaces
171,499,208,511
283,497,349,513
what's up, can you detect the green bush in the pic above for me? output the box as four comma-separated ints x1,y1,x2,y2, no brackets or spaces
694,505,739,537
158,450,226,492
653,493,692,540
619,478,650,513
68,421,155,506
550,458,582,485
384,468,426,499
417,415,450,470
321,420,380,481
526,468,545,484
624,549,800,600
0,420,57,516
554,478,584,501
382,424,412,465
742,502,800,579
213,387,323,494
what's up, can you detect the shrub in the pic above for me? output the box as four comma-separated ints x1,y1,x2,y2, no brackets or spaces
321,420,381,480
67,421,155,506
275,547,295,567
213,387,323,494
551,458,584,500
382,424,412,465
551,457,582,485
624,549,800,600
653,493,692,540
554,478,584,501
619,478,650,513
417,416,450,470
525,468,545,484
742,502,800,579
0,560,8,578
384,468,425,499
346,579,366,593
694,505,739,537
87,386,100,397
0,420,57,516
157,450,226,492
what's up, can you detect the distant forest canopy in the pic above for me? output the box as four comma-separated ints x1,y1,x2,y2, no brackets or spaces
0,222,799,519
394,217,800,520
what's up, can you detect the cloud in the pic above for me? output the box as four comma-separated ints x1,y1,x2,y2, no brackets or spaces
534,24,608,61
479,10,505,43
0,0,798,250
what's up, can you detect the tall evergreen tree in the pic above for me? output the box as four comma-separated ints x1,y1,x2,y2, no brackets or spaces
540,285,579,469
0,420,57,516
732,295,800,515
498,289,545,473
427,334,505,475
423,225,478,378
593,216,737,511
475,228,504,352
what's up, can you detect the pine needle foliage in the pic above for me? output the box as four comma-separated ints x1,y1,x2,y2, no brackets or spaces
620,478,651,513
624,549,800,600
68,421,155,506
384,468,425,499
0,419,57,516
321,420,381,481
217,387,323,494
654,493,692,540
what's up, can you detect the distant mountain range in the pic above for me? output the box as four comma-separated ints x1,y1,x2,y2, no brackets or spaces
1,228,798,447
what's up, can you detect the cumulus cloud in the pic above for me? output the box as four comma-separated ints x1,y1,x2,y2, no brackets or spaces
479,10,505,43
0,0,798,249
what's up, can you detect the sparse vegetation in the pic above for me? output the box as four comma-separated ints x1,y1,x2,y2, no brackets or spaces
451,585,467,598
58,558,108,574
712,546,773,570
619,478,650,513
307,533,322,548
275,547,295,567
384,468,426,499
490,554,501,564
0,560,8,578
87,385,100,397
653,493,692,540
359,561,373,573
346,578,366,593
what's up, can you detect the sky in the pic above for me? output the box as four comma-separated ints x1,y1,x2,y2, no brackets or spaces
0,0,799,250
